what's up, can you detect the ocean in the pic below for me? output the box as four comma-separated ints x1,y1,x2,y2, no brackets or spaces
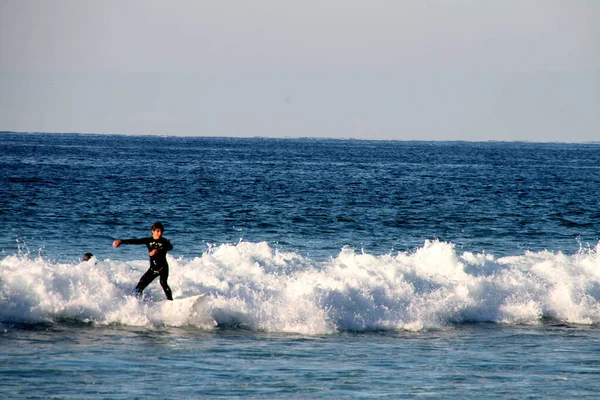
1,132,599,398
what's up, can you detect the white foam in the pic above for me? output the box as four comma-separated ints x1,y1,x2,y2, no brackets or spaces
1,240,599,333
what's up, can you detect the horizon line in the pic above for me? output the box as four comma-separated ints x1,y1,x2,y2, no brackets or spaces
1,130,598,145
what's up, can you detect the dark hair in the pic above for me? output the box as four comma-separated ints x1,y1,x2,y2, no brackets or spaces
152,222,164,231
83,253,94,261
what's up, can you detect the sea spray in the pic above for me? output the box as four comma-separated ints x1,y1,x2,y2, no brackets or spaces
1,240,600,333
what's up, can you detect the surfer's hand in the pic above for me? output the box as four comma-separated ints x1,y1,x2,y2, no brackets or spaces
149,249,159,256
113,240,122,248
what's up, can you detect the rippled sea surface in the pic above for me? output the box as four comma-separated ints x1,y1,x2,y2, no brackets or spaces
2,133,599,260
1,132,599,398
2,324,600,399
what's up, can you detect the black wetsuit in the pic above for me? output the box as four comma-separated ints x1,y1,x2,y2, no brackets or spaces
121,236,174,300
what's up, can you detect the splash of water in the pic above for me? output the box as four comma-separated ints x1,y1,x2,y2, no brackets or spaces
1,240,599,334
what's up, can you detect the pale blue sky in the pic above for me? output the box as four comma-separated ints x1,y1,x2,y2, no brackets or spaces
1,0,598,141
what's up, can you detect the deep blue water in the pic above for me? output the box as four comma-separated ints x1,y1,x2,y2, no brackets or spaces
1,132,600,398
2,132,599,261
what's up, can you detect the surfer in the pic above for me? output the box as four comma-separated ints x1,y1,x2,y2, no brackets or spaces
83,253,94,261
112,222,174,300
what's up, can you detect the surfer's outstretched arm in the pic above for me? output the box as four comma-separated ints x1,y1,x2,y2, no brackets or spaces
113,238,149,247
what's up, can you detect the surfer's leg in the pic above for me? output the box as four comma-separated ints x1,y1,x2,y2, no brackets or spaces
135,268,159,296
159,266,173,301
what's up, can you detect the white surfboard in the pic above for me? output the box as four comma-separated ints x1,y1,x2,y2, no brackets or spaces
170,293,206,305
156,293,210,325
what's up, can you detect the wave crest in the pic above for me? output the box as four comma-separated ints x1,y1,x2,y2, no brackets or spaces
1,240,599,333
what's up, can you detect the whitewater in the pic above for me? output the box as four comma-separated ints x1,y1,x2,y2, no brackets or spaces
3,240,600,334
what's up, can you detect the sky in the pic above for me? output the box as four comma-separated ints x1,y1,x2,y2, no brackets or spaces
1,0,598,142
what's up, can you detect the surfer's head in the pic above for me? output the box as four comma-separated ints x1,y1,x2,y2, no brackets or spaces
151,222,164,239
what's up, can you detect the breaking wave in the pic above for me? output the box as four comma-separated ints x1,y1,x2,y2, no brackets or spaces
1,240,600,334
